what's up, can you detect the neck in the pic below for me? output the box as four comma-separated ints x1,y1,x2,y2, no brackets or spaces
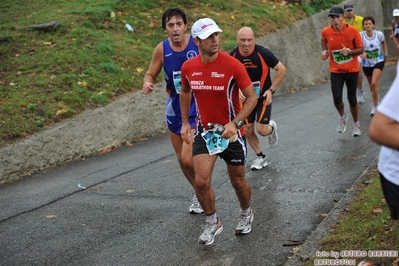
333,24,344,33
366,29,374,36
201,51,218,64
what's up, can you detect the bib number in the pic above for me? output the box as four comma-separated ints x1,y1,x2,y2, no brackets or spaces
201,131,229,155
365,49,379,59
252,81,261,98
173,71,182,94
332,50,353,65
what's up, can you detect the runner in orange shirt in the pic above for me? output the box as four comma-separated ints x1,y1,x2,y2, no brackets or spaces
321,6,364,136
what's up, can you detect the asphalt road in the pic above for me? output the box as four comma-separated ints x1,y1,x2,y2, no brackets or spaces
0,64,396,266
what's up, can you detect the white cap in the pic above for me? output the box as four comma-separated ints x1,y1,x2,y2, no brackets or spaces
191,18,222,40
394,9,399,17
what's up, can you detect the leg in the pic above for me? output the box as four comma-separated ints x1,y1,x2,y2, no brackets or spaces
169,130,196,189
370,68,383,107
227,163,254,235
244,123,261,154
346,72,359,123
227,164,251,209
193,153,218,215
357,61,365,103
330,73,345,116
357,61,363,90
246,123,269,170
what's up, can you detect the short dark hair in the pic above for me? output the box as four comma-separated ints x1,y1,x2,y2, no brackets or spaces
162,8,187,30
362,16,375,26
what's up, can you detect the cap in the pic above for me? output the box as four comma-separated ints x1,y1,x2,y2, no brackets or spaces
393,9,399,17
344,3,354,11
328,6,344,17
191,18,223,40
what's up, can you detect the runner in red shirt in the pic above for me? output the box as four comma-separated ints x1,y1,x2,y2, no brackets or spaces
180,18,257,245
321,6,364,136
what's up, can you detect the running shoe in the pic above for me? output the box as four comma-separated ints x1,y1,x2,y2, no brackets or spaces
268,120,278,147
352,123,361,137
235,209,254,235
251,156,268,170
370,106,376,117
336,114,347,133
356,89,365,104
198,218,223,245
189,194,204,214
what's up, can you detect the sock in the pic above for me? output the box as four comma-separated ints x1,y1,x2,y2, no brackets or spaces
354,121,360,126
257,152,265,158
205,212,218,224
240,207,251,215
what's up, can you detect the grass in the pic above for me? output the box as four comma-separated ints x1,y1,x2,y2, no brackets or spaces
0,0,341,148
306,171,399,266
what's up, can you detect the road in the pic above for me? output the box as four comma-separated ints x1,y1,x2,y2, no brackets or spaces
0,64,396,266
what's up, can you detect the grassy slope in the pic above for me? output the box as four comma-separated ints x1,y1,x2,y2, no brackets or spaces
0,0,309,148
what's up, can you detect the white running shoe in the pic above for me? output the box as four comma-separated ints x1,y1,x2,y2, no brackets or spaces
198,218,223,245
235,209,254,235
370,106,376,117
268,120,278,148
356,89,365,104
251,156,268,170
336,114,347,133
189,194,204,214
352,123,361,137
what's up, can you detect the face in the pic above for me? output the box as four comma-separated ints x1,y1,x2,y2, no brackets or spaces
237,28,255,54
344,9,354,19
363,19,374,31
329,14,344,28
164,16,187,43
195,33,220,56
395,16,399,23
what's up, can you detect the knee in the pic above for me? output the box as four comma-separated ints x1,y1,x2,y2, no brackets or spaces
333,98,342,106
195,177,210,191
180,156,193,169
348,98,357,107
370,82,378,90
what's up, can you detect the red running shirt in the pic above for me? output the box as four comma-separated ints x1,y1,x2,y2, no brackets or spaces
181,51,252,133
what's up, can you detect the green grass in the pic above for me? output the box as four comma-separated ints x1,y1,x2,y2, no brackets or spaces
306,172,399,266
0,0,342,148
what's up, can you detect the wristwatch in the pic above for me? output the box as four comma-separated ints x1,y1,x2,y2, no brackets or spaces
234,120,244,129
348,48,352,55
269,88,275,94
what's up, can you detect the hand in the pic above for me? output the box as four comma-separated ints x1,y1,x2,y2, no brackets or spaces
262,89,273,106
180,123,192,144
321,50,329,61
341,44,349,56
142,82,154,95
221,122,238,142
360,53,366,60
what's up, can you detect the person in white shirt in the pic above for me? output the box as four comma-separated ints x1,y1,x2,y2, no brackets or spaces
359,16,388,117
369,61,399,220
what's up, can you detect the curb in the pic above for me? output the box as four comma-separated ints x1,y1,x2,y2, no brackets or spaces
283,157,379,266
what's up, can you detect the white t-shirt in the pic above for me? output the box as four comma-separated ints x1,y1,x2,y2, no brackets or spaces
377,63,399,185
360,30,385,67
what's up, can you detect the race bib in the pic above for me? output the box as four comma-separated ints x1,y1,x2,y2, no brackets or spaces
365,48,379,59
252,81,261,98
201,131,229,155
332,49,353,65
173,71,182,94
